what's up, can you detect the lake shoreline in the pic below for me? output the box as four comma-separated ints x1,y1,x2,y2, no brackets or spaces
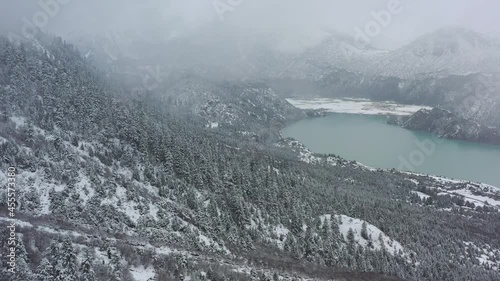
281,113,500,188
286,97,433,116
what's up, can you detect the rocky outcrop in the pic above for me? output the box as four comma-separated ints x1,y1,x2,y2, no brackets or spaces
388,108,500,145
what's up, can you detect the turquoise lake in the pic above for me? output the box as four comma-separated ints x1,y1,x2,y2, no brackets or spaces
282,113,500,187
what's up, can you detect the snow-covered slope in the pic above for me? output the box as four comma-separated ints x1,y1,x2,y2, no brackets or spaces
271,27,500,80
321,214,407,257
371,27,500,78
281,33,386,80
405,172,500,212
163,77,304,141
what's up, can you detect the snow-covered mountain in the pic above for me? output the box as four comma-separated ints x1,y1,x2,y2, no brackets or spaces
368,27,500,78
285,27,500,79
2,31,500,281
66,26,500,145
159,76,305,141
69,25,500,83
69,25,500,81
278,31,386,80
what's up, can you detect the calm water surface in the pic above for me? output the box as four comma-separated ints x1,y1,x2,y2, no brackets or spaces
282,113,500,187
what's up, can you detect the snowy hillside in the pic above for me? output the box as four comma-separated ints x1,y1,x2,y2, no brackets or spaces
406,173,500,212
321,214,407,257
310,27,500,79
269,27,500,80
2,29,500,281
371,27,500,78
280,34,386,80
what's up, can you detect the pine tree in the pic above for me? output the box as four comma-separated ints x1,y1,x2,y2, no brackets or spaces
186,187,199,210
53,238,78,281
355,245,367,272
347,227,356,254
289,208,303,236
12,236,33,281
79,248,96,281
36,258,54,281
304,224,317,261
361,221,368,240
108,247,122,281
367,234,374,249
321,217,339,266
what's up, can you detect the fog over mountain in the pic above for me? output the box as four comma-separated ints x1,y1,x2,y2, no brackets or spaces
2,0,500,50
1,1,500,281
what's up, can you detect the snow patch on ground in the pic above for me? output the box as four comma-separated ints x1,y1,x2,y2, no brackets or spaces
0,218,85,239
426,175,463,185
287,98,432,116
198,234,211,246
101,185,142,224
406,172,500,194
37,226,83,238
74,171,94,205
450,187,500,207
407,178,420,185
338,215,404,255
274,225,289,237
320,214,406,257
277,139,376,173
15,170,64,215
0,217,34,228
10,116,27,127
148,203,159,221
95,247,111,265
411,191,430,200
130,265,156,281
463,241,500,270
206,122,219,129
405,173,500,211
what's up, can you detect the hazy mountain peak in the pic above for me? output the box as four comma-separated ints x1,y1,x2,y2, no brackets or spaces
406,26,499,56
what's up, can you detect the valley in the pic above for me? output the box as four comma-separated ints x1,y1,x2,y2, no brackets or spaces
1,2,500,280
1,34,499,280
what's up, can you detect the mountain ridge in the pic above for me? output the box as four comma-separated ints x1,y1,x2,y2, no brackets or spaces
2,30,500,281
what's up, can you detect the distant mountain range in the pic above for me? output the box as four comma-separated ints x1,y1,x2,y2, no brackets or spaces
3,29,500,281
70,26,500,80
275,27,500,80
67,26,500,143
372,27,500,78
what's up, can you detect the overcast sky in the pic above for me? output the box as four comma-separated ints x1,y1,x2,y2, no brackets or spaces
1,0,500,50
